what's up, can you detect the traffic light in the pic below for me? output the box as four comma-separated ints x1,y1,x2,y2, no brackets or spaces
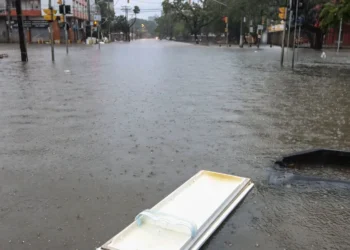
59,4,64,14
222,16,228,24
278,7,287,20
43,8,57,22
59,5,71,14
93,21,98,27
65,5,71,14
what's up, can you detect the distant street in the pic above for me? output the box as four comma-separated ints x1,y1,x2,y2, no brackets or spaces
1,40,350,250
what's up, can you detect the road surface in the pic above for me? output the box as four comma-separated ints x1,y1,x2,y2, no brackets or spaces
0,40,350,250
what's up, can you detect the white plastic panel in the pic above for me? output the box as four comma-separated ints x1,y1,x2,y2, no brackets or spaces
99,170,253,250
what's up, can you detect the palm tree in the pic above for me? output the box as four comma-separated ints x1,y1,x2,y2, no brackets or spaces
127,6,140,41
134,6,141,16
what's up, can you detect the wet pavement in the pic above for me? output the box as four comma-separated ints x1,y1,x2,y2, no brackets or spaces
0,40,350,250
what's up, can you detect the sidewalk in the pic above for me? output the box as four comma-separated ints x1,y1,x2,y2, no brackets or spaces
294,48,350,65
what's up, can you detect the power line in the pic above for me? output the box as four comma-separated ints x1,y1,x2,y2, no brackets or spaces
121,5,132,19
139,10,162,11
139,8,162,10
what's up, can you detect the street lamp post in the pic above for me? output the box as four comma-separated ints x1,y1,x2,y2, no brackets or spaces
239,16,243,48
6,0,11,43
63,0,68,54
292,0,299,69
337,18,343,53
107,0,111,42
87,0,91,39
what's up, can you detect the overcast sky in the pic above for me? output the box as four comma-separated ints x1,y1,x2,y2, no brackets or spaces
114,0,163,20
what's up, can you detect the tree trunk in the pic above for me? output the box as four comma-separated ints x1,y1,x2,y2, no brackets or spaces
169,25,173,40
206,30,209,45
15,0,28,61
303,25,323,50
313,29,323,50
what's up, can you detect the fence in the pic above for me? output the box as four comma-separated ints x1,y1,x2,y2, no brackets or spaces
324,24,350,47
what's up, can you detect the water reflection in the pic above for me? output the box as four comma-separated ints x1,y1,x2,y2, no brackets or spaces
0,41,349,250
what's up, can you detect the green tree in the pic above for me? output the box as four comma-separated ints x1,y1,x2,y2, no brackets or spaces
97,0,115,37
162,0,221,43
112,15,129,34
127,6,141,41
320,0,350,29
298,0,328,49
110,6,140,41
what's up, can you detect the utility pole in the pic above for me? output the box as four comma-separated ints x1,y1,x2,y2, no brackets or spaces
129,13,134,40
226,17,229,46
280,21,286,66
286,9,293,58
63,0,68,54
108,0,111,41
337,18,343,53
280,5,287,67
49,0,55,61
98,24,100,49
6,0,11,43
239,16,244,48
121,6,132,41
15,0,28,61
286,0,292,49
87,0,91,39
291,0,299,69
297,24,301,49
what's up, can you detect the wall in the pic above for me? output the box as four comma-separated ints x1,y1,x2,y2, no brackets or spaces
324,24,350,47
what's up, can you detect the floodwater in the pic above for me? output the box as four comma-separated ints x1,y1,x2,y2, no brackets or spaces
0,40,350,250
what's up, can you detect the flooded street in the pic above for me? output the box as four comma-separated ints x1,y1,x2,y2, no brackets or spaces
1,40,350,250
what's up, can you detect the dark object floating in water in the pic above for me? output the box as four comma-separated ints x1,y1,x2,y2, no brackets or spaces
0,54,9,59
275,149,350,167
268,172,350,186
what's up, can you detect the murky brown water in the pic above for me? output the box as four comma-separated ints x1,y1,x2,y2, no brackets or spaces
0,41,350,250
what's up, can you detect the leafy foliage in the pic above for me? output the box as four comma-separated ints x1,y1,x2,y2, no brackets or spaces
97,1,115,35
112,15,129,34
320,0,350,29
155,0,347,48
162,0,221,41
110,5,140,41
133,19,158,37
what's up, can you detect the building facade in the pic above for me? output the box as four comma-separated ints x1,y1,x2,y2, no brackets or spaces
0,0,89,43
